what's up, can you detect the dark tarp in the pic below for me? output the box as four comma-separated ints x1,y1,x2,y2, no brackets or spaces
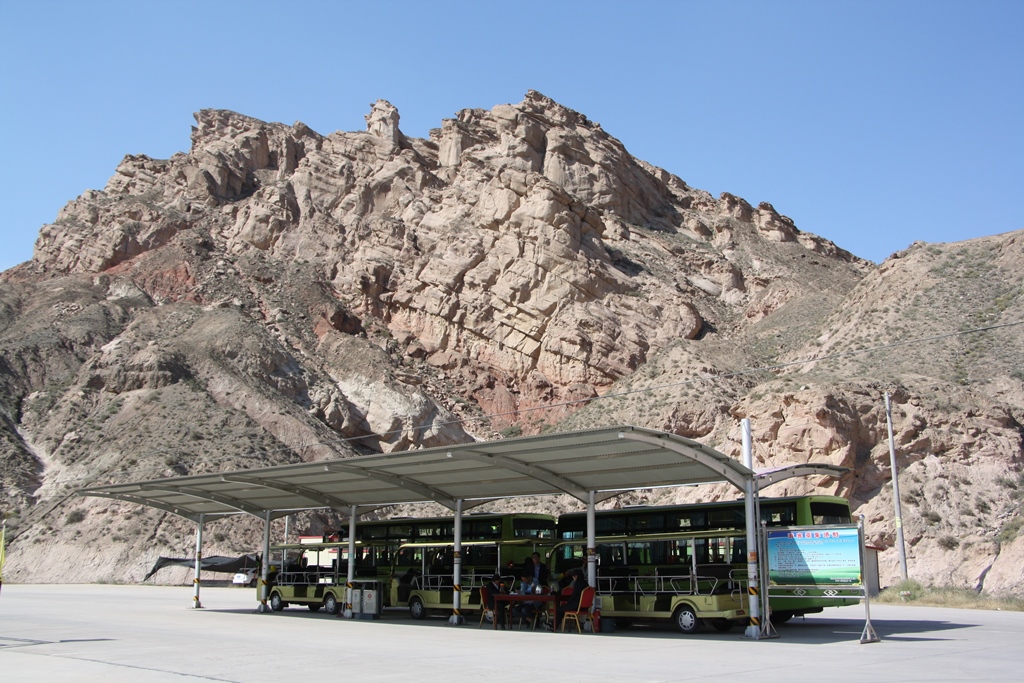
143,553,260,582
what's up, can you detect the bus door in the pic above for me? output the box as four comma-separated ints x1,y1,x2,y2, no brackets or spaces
392,545,426,601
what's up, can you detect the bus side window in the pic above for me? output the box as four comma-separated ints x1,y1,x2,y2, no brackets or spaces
649,541,668,565
731,539,746,564
627,542,652,565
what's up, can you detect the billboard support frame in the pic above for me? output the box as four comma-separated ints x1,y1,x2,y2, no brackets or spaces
758,518,779,639
857,516,880,643
764,516,880,644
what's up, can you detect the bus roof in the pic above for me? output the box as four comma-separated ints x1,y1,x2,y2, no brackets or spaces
549,529,747,546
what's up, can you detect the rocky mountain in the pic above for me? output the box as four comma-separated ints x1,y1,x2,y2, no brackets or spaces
1,92,1021,594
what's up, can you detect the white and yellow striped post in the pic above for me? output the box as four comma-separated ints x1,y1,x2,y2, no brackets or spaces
192,514,205,609
449,498,464,625
257,510,272,613
586,491,597,588
344,505,356,618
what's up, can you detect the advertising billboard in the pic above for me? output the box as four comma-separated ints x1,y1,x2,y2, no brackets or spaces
767,525,861,586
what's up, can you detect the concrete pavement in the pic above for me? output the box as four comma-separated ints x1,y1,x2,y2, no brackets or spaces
1,584,1021,682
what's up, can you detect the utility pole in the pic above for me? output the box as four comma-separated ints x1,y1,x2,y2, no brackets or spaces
885,392,909,581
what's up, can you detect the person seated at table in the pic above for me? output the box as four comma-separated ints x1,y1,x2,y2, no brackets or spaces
512,571,541,622
556,561,586,590
554,568,588,629
484,573,509,629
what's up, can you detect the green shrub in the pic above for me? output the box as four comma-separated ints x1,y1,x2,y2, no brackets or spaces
879,580,1024,611
998,516,1024,543
995,476,1018,490
879,578,925,602
66,509,87,524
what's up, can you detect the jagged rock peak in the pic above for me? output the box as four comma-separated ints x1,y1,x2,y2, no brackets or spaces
364,99,403,146
191,109,282,147
519,89,600,128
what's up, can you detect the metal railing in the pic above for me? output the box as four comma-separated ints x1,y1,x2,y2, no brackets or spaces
595,570,751,597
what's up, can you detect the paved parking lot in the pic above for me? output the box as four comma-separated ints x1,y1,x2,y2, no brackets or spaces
1,584,1022,682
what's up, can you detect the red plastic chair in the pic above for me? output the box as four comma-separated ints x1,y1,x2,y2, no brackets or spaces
542,584,574,631
561,586,596,633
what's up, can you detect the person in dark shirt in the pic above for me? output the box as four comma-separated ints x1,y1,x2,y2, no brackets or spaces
554,569,588,629
484,573,509,629
523,552,549,589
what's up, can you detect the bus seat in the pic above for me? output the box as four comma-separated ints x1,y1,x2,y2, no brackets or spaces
696,564,732,592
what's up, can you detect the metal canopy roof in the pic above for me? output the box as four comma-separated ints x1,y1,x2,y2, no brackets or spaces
77,425,848,523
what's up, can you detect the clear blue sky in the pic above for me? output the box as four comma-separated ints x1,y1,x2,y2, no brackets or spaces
1,0,1021,272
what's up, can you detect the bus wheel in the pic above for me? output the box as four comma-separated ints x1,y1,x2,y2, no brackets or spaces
772,611,794,624
308,603,322,612
711,618,733,632
323,594,340,615
673,605,700,634
409,597,427,620
269,592,285,612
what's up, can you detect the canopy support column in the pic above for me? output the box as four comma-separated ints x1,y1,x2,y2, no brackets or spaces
449,498,465,624
741,419,763,639
257,510,272,613
192,513,205,609
344,505,356,618
586,491,597,588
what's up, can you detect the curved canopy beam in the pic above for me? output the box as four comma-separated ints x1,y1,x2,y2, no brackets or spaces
451,450,591,502
323,463,458,510
219,475,351,511
82,491,237,522
618,430,750,491
755,463,850,492
139,485,269,518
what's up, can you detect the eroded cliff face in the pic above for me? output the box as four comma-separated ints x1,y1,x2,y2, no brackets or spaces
1,93,1021,593
21,92,865,426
